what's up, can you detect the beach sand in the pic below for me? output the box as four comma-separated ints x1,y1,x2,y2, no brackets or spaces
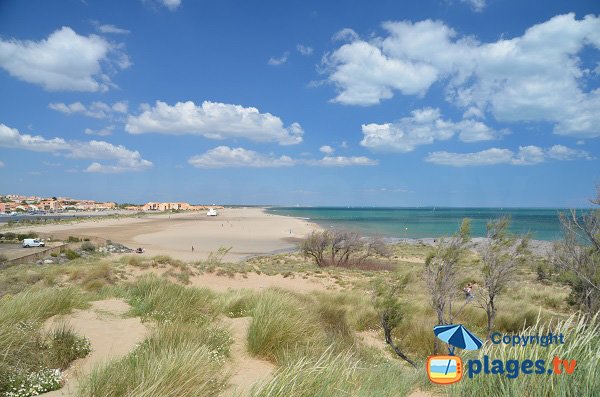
18,208,317,262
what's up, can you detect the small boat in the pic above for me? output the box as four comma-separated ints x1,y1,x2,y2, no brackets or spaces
206,208,218,216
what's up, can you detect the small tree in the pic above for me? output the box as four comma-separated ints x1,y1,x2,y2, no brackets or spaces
477,217,529,337
552,186,600,315
300,230,386,267
300,230,329,267
424,219,471,353
372,276,416,367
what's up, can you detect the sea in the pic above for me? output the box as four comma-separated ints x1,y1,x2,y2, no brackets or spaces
266,207,578,241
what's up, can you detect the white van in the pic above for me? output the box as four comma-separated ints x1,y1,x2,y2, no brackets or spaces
23,238,45,248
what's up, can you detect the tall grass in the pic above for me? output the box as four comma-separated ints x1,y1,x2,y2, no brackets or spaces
452,314,600,396
77,322,231,397
126,275,220,323
250,347,419,397
0,288,89,396
247,288,326,363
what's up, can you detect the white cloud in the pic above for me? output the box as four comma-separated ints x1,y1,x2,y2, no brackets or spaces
126,100,303,145
361,107,500,152
461,0,486,12
310,156,378,166
324,14,600,137
188,146,378,168
160,0,181,10
0,123,152,173
268,52,290,66
319,145,335,154
95,23,130,34
0,27,130,91
332,28,359,42
297,44,314,56
188,146,295,168
425,145,592,166
84,126,115,136
49,101,128,118
546,144,593,160
0,160,4,167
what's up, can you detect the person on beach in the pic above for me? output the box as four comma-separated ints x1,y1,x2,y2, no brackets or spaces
192,246,194,252
463,283,474,300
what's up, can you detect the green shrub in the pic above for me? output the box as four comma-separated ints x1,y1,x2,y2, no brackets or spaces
66,236,80,243
65,249,80,260
81,242,95,252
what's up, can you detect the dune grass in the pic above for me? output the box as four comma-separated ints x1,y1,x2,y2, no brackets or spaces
250,347,419,397
125,275,220,324
247,288,326,363
0,287,90,397
77,318,232,397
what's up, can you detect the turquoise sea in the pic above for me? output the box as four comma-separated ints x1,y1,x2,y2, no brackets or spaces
266,207,575,241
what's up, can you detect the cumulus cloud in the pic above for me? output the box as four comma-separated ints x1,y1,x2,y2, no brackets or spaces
425,145,592,166
188,146,295,168
361,107,501,152
126,100,303,145
0,123,151,173
188,146,378,168
268,52,290,66
297,44,314,56
324,14,600,137
49,101,128,118
0,27,130,91
319,145,335,154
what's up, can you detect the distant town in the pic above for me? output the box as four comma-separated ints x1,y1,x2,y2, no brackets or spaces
0,194,222,215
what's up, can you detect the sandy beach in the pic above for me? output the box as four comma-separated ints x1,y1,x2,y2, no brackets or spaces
15,208,318,262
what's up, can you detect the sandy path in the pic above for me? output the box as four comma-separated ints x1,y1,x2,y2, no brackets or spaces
222,317,275,396
42,299,148,397
18,208,317,262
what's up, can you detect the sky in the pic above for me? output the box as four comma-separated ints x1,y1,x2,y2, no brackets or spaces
0,0,599,207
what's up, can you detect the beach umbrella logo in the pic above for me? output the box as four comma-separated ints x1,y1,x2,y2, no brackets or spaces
426,324,483,385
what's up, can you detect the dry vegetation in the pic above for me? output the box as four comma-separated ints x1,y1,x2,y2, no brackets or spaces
0,212,597,397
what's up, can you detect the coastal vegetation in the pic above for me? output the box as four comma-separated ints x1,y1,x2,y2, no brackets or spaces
0,195,598,397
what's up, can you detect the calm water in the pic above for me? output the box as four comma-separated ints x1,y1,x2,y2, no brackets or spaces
267,207,573,241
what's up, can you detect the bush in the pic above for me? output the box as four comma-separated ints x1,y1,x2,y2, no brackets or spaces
81,242,95,252
65,250,80,260
66,236,80,243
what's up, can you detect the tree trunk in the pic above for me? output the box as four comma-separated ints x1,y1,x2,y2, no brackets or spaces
381,314,417,368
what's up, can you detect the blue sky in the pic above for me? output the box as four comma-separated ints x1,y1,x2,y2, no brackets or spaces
0,0,598,206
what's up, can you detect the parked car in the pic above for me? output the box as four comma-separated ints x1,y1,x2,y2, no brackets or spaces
22,238,45,248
